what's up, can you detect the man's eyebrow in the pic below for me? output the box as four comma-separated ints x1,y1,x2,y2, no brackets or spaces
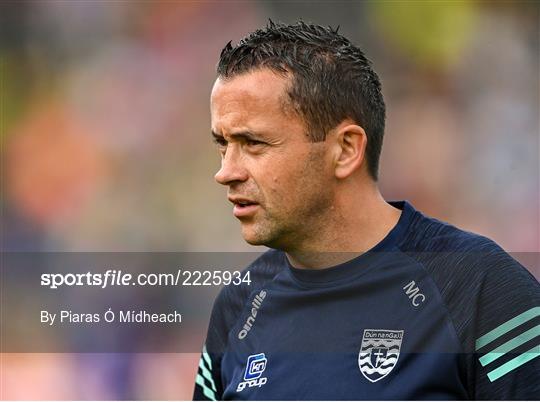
211,131,262,141
211,131,224,140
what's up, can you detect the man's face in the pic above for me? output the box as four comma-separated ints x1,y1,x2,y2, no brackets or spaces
210,69,335,250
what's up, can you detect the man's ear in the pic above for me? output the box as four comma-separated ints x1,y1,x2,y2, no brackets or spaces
332,122,367,180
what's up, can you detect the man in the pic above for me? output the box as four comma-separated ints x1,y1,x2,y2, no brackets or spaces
193,21,539,400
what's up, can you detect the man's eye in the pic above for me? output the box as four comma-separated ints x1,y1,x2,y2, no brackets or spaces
245,139,264,147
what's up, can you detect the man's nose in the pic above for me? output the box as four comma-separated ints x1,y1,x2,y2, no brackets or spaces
214,146,248,185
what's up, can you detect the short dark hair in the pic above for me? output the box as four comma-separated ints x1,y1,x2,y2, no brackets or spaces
217,20,386,180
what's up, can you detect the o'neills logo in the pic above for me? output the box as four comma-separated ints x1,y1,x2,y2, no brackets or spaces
238,290,266,339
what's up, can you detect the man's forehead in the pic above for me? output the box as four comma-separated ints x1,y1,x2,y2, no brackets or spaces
210,68,307,139
211,69,290,107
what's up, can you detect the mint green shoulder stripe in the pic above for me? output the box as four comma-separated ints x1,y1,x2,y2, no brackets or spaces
199,358,217,392
487,345,539,382
476,307,540,350
196,373,217,401
479,324,540,366
202,345,212,370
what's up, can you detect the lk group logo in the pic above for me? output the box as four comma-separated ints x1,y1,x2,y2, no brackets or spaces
236,353,268,392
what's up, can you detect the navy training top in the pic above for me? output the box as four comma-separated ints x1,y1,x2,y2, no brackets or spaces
194,201,540,400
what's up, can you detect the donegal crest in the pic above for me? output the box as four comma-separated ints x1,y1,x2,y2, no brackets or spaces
358,329,404,383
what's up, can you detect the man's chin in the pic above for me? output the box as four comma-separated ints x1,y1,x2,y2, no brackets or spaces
240,224,270,246
241,227,289,251
241,232,266,246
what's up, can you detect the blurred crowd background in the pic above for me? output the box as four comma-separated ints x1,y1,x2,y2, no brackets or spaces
1,1,538,400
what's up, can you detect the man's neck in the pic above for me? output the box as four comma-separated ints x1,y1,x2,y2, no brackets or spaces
286,189,402,269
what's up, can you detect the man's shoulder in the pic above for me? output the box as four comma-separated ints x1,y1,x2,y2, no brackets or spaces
400,206,500,255
398,205,539,382
398,205,536,293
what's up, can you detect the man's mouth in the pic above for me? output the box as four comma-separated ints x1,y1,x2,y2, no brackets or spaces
229,197,259,218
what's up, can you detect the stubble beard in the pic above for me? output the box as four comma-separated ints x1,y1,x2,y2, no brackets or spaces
243,146,334,251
